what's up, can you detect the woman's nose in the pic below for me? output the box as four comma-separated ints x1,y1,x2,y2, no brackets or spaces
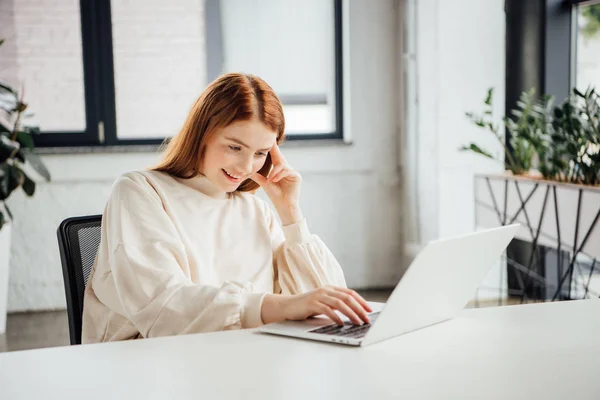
240,155,254,175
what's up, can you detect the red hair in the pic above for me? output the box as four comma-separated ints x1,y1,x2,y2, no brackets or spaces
153,73,285,192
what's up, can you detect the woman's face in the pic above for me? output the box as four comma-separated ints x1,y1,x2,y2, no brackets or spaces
200,119,277,192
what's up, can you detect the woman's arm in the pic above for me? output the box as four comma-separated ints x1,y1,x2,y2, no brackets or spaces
251,145,372,325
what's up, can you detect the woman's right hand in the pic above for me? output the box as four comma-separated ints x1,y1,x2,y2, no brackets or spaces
261,286,373,326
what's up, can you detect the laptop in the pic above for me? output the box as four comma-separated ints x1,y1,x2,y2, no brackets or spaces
259,224,520,347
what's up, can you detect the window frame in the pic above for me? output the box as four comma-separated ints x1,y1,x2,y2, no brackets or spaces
504,0,589,156
566,0,600,94
32,0,344,149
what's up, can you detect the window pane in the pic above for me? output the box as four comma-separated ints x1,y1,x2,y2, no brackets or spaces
0,0,86,132
575,3,600,91
220,0,337,135
111,0,207,139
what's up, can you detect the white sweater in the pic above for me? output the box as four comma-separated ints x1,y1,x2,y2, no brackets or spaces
81,170,346,343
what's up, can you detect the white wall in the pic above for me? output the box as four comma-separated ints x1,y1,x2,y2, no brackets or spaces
403,0,506,300
6,0,404,312
404,0,506,245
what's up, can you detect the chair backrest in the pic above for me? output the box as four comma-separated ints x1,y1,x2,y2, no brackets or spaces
57,215,102,345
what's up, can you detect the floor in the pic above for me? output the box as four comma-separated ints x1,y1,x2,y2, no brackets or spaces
0,310,70,353
0,288,394,353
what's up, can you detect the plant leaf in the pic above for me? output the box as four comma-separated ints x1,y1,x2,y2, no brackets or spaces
19,169,35,196
0,135,20,163
23,151,51,181
0,164,20,200
0,119,11,133
0,81,17,96
460,143,495,159
484,88,494,106
16,131,34,150
0,165,8,200
3,202,12,220
14,149,25,163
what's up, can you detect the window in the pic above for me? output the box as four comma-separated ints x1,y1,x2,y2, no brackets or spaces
110,0,207,140
504,0,600,114
0,0,342,148
573,1,600,92
0,0,87,133
219,0,340,136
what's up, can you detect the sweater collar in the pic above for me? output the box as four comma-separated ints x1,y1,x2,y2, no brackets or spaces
179,174,230,200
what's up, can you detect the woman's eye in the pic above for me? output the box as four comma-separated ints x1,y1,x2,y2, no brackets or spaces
256,152,267,157
229,145,241,151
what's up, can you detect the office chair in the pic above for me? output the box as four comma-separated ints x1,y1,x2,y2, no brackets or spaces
57,215,102,345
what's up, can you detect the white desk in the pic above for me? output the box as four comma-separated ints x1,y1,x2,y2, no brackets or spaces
1,299,599,399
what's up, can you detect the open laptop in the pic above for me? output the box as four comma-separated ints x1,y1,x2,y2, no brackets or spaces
259,224,520,347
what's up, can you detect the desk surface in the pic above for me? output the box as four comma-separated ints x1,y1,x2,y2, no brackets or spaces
1,300,599,399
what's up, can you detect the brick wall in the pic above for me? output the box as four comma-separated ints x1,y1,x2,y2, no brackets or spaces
0,0,86,131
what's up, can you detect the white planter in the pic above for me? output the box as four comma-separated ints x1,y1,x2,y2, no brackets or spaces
475,173,600,301
0,223,11,335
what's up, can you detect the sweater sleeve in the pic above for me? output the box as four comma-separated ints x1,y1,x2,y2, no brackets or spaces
266,206,347,295
92,174,266,338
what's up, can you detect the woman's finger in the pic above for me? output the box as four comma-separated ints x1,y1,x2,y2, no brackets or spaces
316,304,344,326
271,168,293,183
269,164,291,182
327,291,370,324
321,295,363,325
276,169,301,183
272,166,301,183
337,287,373,313
250,172,268,186
268,164,285,181
269,143,286,164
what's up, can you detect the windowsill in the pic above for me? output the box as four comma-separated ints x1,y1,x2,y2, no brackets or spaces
35,144,163,155
34,139,353,155
282,138,353,147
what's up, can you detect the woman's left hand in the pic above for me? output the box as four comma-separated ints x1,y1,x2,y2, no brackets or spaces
251,144,303,225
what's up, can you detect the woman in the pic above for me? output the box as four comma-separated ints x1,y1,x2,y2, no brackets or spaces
82,73,372,343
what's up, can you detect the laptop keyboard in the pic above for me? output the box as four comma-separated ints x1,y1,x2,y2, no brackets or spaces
308,312,380,339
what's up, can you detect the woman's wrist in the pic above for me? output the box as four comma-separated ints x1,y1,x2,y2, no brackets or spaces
276,205,303,226
261,293,288,325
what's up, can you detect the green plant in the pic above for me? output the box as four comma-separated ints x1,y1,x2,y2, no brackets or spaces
462,88,536,175
581,4,600,40
506,90,554,179
462,86,600,186
0,38,51,230
550,88,600,185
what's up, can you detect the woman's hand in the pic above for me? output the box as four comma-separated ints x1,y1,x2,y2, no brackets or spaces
261,286,374,326
250,144,303,225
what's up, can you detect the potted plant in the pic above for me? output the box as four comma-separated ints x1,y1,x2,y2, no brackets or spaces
0,38,51,334
464,87,600,303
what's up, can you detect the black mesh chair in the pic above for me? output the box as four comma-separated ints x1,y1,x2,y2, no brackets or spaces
57,215,102,345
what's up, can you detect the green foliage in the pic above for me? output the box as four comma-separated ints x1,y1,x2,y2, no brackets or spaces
581,5,600,39
0,38,51,230
550,88,600,185
463,87,600,186
463,88,535,175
